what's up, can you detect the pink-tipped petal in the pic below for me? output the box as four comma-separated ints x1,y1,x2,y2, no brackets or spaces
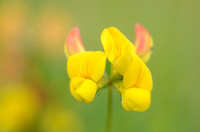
134,24,153,63
64,27,85,57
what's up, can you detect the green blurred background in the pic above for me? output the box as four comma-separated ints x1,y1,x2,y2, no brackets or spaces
0,0,200,132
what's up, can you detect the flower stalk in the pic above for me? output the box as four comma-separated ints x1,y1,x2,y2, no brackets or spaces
106,86,113,132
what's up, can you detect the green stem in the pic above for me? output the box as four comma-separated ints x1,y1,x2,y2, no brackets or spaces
106,86,113,132
100,74,122,90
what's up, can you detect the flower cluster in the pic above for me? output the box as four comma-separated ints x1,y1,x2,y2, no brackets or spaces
65,25,153,112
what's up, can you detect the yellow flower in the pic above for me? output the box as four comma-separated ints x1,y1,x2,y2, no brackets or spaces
67,51,106,103
101,26,153,112
101,27,136,75
120,54,153,112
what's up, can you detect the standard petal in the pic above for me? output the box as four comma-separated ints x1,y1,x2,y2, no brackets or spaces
123,54,153,91
115,47,133,75
87,51,107,82
101,27,135,74
134,24,153,63
101,27,136,63
67,51,106,82
70,77,97,104
67,53,87,79
64,27,85,57
121,88,151,112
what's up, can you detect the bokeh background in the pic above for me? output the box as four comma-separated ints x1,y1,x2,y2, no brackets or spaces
0,0,200,132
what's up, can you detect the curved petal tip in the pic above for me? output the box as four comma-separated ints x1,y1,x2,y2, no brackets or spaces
64,27,85,58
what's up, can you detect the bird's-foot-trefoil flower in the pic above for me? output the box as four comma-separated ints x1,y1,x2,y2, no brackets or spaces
67,51,106,104
65,28,106,103
101,26,153,112
65,25,153,112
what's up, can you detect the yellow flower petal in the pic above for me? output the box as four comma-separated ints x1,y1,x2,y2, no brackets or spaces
121,88,151,112
70,77,85,102
70,77,97,104
115,47,133,75
76,79,97,104
87,51,107,82
134,24,153,63
101,27,135,74
123,54,153,91
67,51,106,82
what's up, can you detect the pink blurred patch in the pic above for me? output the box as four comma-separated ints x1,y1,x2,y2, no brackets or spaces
65,27,85,57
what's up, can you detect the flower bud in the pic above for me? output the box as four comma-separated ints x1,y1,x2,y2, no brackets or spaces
134,24,153,63
64,27,85,57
